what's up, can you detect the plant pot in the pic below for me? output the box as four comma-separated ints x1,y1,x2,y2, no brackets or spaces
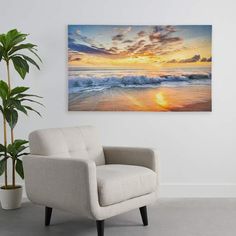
0,186,23,210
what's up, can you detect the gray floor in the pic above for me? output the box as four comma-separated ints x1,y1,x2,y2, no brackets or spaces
0,198,236,236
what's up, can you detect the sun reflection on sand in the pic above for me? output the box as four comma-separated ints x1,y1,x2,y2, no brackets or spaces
69,86,211,111
155,92,168,108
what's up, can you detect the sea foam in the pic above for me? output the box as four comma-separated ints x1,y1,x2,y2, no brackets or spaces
69,73,211,93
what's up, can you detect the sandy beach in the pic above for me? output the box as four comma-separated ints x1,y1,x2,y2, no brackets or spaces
69,85,211,112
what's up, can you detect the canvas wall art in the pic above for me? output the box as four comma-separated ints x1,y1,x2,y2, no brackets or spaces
68,25,212,111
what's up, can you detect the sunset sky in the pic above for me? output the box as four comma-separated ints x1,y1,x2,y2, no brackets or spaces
68,25,212,69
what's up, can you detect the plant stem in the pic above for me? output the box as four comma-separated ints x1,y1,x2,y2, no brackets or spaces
3,118,8,188
11,128,15,187
6,61,15,187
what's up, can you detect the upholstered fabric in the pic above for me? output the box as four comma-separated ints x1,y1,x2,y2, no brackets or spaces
23,126,159,221
23,155,98,219
97,164,157,206
23,154,158,220
29,126,105,166
104,147,158,173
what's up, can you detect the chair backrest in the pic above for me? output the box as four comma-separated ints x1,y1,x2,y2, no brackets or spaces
29,126,105,165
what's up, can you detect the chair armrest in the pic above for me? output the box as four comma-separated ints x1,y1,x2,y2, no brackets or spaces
103,147,159,173
23,155,99,218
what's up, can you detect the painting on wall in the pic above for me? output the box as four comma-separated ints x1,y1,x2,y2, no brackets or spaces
68,25,212,111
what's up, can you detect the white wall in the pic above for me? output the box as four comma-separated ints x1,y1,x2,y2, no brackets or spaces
1,0,236,197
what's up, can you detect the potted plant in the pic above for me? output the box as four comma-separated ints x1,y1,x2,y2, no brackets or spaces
0,29,42,209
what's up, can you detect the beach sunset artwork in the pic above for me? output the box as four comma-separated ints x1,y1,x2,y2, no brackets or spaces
68,25,212,111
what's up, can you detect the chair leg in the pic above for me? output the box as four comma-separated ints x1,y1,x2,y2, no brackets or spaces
96,220,104,236
139,206,148,226
45,207,53,226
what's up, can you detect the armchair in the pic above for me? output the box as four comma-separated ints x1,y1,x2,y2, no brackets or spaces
23,126,159,236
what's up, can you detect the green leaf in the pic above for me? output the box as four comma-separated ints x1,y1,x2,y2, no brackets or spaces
0,88,7,99
0,80,9,91
16,152,29,158
7,143,15,157
0,158,6,176
0,45,3,61
9,43,36,55
24,105,41,116
5,109,18,129
10,145,28,157
4,29,27,49
11,86,29,96
14,139,28,149
20,55,40,70
6,29,20,41
16,159,24,179
0,80,9,99
11,32,29,47
15,93,43,99
7,140,29,158
17,145,28,154
13,101,28,115
0,144,6,153
10,34,28,49
4,29,21,51
28,48,42,62
11,56,29,79
20,98,44,106
0,34,7,49
7,98,31,115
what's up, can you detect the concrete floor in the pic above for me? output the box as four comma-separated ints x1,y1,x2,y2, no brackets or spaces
0,198,236,236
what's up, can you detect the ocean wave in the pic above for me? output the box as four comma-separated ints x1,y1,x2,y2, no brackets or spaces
69,73,211,93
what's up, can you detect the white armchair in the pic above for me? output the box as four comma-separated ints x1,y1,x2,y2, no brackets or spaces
23,126,159,236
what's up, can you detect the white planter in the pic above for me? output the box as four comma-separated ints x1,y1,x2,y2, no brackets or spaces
0,186,23,210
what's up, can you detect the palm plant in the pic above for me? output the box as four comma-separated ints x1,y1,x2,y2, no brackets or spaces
0,139,29,180
0,29,42,189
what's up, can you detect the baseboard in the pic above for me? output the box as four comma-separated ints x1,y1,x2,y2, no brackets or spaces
160,183,236,198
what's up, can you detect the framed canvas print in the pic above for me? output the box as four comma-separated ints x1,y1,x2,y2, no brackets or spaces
68,25,212,111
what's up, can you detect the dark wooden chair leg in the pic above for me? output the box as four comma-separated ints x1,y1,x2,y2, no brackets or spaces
139,206,148,226
96,220,104,236
45,207,53,226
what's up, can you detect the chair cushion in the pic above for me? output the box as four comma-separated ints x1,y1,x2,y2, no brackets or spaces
96,164,157,206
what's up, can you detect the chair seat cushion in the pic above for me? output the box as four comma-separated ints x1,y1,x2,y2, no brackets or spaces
96,164,157,206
